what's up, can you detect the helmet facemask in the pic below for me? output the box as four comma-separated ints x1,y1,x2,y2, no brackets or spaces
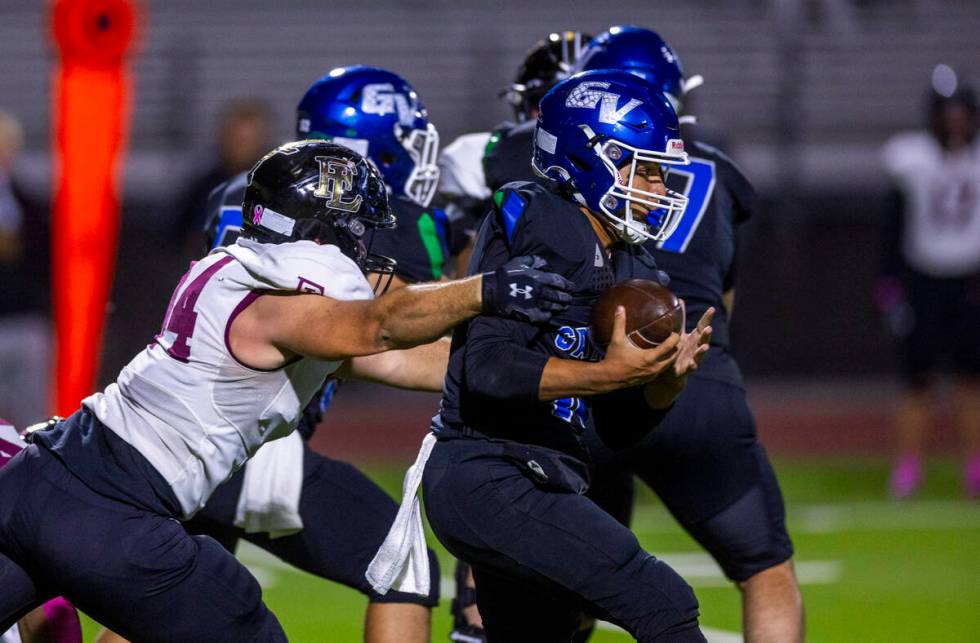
324,213,396,295
582,126,689,244
397,122,440,207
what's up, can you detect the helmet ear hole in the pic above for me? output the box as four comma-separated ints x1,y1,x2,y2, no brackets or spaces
566,152,592,172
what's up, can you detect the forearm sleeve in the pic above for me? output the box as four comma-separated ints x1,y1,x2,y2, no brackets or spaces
463,315,550,401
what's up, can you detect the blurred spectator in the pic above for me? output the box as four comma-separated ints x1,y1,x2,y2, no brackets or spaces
173,98,273,252
0,110,50,427
878,77,980,498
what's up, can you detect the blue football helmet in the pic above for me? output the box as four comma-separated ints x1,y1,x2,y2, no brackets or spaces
574,25,703,115
532,70,689,244
296,66,440,207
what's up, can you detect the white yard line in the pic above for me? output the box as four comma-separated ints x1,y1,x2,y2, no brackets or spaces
630,500,980,535
654,553,839,587
793,500,980,533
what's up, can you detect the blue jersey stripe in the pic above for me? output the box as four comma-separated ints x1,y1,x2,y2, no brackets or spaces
501,192,527,245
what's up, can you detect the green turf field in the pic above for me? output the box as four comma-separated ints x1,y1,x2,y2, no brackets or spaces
79,456,980,642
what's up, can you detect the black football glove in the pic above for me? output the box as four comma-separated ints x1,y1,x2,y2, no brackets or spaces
481,255,573,323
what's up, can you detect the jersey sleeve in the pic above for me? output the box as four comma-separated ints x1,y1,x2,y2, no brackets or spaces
462,314,550,401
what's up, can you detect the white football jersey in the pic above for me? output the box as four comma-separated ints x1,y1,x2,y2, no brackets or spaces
0,420,23,469
882,132,980,277
84,238,373,518
438,132,492,200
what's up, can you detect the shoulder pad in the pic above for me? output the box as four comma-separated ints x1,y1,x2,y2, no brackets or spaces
492,181,543,245
492,181,582,249
438,132,493,199
219,239,374,302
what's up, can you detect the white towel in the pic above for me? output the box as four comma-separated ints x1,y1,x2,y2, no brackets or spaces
365,432,437,596
234,430,305,538
0,622,23,643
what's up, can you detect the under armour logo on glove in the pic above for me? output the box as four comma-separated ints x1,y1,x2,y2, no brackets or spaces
482,255,573,324
509,283,533,300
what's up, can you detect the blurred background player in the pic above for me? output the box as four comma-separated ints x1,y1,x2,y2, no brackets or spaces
0,111,50,429
99,66,456,643
572,25,803,643
173,98,274,254
422,69,713,642
437,31,590,274
878,72,980,499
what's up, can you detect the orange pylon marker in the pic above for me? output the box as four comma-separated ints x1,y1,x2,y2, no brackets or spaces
50,0,140,416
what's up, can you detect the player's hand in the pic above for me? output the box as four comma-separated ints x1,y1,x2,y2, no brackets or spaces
600,305,680,388
640,306,713,409
673,306,713,378
481,255,574,323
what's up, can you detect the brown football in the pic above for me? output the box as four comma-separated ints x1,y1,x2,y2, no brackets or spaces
590,279,685,348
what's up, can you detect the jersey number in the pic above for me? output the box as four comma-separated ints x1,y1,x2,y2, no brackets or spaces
659,158,716,254
157,257,233,362
552,396,589,430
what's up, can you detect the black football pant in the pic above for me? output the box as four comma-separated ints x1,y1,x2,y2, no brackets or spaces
0,445,285,642
423,437,705,643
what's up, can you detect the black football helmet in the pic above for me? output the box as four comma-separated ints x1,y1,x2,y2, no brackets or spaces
502,31,592,122
242,140,396,276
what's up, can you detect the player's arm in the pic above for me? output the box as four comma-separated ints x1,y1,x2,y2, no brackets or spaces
465,306,686,402
339,337,450,392
233,255,571,366
723,289,735,316
539,307,685,399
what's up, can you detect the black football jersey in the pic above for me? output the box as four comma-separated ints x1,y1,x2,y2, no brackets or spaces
483,120,538,192
436,181,663,460
369,196,451,283
653,140,755,352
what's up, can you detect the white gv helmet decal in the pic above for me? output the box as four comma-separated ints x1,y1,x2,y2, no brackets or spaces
361,83,416,126
565,81,643,125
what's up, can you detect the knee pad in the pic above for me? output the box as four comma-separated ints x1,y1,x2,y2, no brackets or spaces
689,483,793,582
624,551,701,642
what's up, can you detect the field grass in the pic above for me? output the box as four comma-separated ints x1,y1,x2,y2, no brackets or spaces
78,456,980,642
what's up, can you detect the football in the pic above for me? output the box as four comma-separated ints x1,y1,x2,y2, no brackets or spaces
590,279,685,348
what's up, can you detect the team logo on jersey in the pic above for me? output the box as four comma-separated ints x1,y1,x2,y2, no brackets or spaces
361,83,417,127
314,156,363,213
565,81,642,125
297,277,325,295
